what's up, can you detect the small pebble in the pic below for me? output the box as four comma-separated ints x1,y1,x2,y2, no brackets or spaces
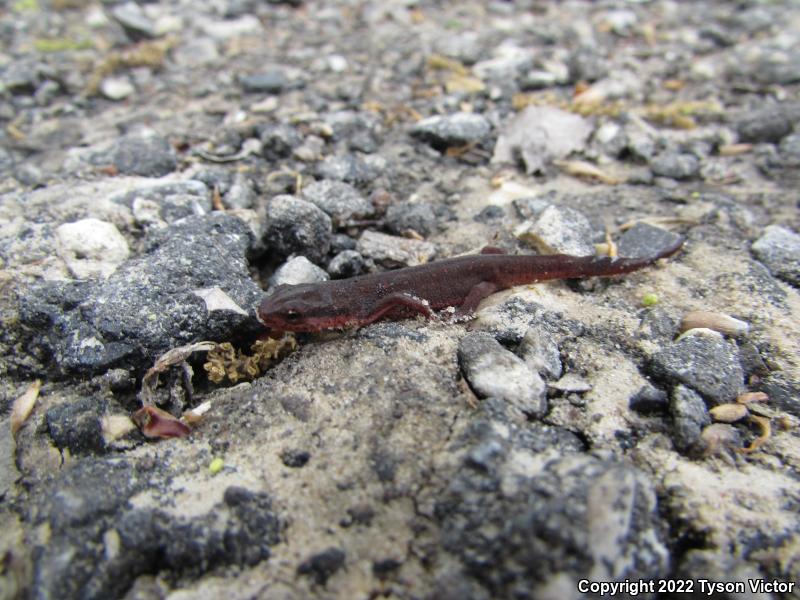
649,329,744,404
301,180,374,226
517,327,562,380
669,384,711,454
271,256,329,287
617,222,684,259
385,202,438,237
264,195,332,263
328,250,366,279
650,152,700,180
410,112,491,150
458,332,547,417
516,205,595,256
106,132,177,177
55,218,130,279
629,385,669,415
100,76,135,100
751,225,800,286
356,231,436,268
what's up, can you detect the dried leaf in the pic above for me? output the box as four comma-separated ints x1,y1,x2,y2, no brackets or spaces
132,406,191,439
709,403,749,423
553,159,624,185
679,311,750,336
737,391,768,404
11,380,41,436
736,415,771,454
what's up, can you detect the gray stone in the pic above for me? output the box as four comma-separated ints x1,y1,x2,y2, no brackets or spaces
385,202,438,237
19,214,262,375
517,327,562,380
33,466,282,600
327,250,366,279
779,132,800,167
0,58,50,94
669,385,711,454
492,106,592,174
99,76,135,101
434,31,484,65
301,180,374,226
410,112,491,150
458,332,547,417
473,205,505,223
517,205,595,256
264,195,332,263
225,172,257,210
649,330,743,404
54,219,130,279
736,103,800,144
473,46,535,82
617,222,684,259
110,180,211,228
748,48,800,85
629,384,669,415
519,70,561,90
297,547,346,585
356,230,436,268
46,397,107,455
258,123,302,160
104,133,177,177
316,154,385,185
111,2,158,39
751,225,800,286
650,152,699,180
241,68,304,94
436,412,668,597
270,256,329,287
568,46,609,82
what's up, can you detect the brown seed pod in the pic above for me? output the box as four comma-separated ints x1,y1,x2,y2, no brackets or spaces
679,311,750,336
132,406,191,439
709,403,749,423
736,391,768,404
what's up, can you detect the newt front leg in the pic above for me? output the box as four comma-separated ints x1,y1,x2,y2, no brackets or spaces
359,292,434,327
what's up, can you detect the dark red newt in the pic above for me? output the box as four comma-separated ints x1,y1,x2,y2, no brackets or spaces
257,237,684,332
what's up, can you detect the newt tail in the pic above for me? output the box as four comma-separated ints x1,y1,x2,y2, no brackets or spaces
258,237,684,332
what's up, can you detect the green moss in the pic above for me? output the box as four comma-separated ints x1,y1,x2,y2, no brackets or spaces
34,37,94,52
642,293,659,307
208,457,224,475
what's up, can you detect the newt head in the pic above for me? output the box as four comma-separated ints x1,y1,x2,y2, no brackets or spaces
257,282,343,332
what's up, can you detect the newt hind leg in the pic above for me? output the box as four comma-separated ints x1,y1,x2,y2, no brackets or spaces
452,281,498,320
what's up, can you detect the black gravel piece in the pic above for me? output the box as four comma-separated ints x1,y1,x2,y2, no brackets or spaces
264,195,333,263
46,396,107,455
102,133,177,177
19,213,262,375
297,547,346,585
649,333,744,404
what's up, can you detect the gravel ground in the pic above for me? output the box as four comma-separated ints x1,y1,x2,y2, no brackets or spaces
1,1,799,599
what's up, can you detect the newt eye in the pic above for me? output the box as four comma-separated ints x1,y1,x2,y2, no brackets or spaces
283,310,301,322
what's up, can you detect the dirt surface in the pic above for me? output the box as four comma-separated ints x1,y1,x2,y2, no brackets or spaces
1,1,799,599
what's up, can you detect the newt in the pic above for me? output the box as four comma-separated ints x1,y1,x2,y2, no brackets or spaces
257,237,684,332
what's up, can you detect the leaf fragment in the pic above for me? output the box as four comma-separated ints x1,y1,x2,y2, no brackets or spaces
11,380,41,436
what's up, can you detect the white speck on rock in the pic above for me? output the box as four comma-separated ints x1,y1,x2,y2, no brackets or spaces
192,287,248,316
55,219,130,279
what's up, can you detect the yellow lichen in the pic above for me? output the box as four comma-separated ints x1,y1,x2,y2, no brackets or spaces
204,334,297,384
85,37,176,96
